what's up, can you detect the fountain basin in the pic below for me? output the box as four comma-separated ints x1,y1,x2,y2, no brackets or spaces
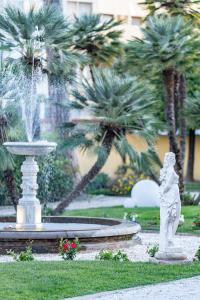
0,216,141,253
3,141,57,156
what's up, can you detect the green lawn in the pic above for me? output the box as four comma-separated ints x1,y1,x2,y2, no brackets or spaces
1,261,200,300
64,206,200,234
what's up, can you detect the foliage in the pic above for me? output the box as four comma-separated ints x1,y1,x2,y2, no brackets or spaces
126,15,199,74
111,173,144,196
195,246,200,261
181,192,198,205
141,0,200,17
95,250,129,262
64,68,157,165
147,244,159,257
85,173,111,194
7,243,34,262
37,153,74,204
124,212,138,222
0,6,73,68
186,92,200,129
59,238,80,260
72,14,123,67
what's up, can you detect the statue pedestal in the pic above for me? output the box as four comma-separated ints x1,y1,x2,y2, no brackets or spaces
16,156,42,230
152,246,190,264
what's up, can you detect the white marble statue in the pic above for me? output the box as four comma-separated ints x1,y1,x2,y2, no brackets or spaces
155,152,186,261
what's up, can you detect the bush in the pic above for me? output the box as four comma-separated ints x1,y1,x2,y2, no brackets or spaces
182,192,198,206
37,153,74,204
59,238,80,260
147,244,159,257
95,249,129,262
85,173,111,194
0,153,75,206
195,246,200,261
7,242,34,262
111,173,145,196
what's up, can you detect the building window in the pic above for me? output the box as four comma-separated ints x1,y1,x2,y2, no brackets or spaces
67,1,92,17
132,17,142,27
101,14,114,22
79,2,92,15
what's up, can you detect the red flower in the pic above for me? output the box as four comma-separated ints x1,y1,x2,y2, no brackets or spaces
71,242,77,249
63,243,69,249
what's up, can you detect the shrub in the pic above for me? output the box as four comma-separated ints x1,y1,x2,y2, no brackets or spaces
182,192,198,206
7,243,34,262
147,244,159,257
59,238,80,260
195,246,200,261
124,212,138,222
95,249,129,262
85,173,111,194
37,153,74,204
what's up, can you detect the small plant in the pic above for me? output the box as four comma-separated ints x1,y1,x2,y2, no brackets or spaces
194,246,200,261
59,238,80,260
7,242,34,262
124,212,138,222
182,192,198,206
147,244,159,257
112,250,129,262
95,249,129,262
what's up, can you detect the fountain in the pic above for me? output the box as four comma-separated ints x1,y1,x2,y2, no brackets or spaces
0,31,141,253
3,141,56,230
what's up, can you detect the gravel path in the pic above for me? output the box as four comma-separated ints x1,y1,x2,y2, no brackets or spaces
0,232,199,263
68,276,200,300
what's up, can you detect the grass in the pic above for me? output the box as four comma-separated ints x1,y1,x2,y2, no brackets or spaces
1,261,200,299
63,206,200,234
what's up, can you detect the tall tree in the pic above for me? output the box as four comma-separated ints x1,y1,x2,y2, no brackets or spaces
185,92,200,181
126,15,199,193
142,0,200,179
53,68,158,214
0,5,71,140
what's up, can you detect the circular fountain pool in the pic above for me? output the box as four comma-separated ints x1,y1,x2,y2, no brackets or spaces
0,216,141,254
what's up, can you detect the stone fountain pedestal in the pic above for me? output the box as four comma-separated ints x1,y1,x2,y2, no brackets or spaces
4,141,56,230
16,156,42,230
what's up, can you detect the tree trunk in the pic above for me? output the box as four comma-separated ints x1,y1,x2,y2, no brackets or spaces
174,70,180,132
89,65,95,83
179,73,187,167
186,128,195,182
0,115,18,210
53,131,114,214
163,68,184,194
3,169,18,210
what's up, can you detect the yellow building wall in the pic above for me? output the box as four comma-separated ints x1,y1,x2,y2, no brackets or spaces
76,134,200,180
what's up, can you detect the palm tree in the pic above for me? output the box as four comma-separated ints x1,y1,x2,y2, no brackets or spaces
185,92,200,181
0,64,24,209
0,5,72,139
53,68,158,214
126,15,199,194
141,0,200,16
72,14,123,81
142,0,200,173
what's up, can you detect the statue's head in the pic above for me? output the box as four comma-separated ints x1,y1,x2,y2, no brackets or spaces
163,152,176,168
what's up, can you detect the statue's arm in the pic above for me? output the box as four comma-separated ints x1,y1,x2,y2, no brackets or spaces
162,172,174,194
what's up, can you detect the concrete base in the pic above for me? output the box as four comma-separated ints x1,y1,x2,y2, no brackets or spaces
149,257,192,265
16,203,42,230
